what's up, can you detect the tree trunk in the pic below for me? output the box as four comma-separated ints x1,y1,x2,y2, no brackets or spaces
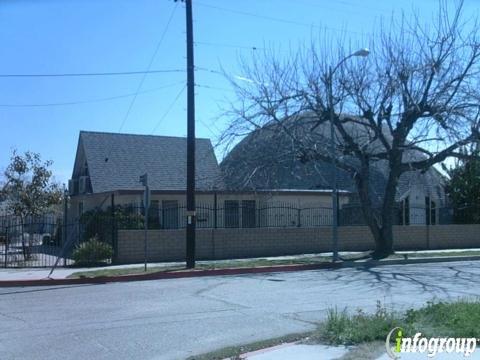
353,156,400,259
371,217,394,259
371,154,402,259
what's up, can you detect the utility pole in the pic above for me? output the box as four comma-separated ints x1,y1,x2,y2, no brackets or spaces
176,0,196,268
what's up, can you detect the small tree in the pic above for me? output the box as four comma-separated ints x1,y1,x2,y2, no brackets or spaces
446,146,480,223
2,150,62,258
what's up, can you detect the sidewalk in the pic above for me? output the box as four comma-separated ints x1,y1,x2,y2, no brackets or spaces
239,343,480,359
0,253,341,281
241,343,348,360
0,261,185,280
1,249,480,283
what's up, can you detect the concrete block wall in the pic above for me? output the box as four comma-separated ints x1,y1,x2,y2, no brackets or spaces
429,225,480,249
116,224,480,263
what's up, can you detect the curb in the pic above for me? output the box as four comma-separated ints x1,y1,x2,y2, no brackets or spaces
0,262,341,287
1,255,479,287
235,341,298,359
342,255,480,268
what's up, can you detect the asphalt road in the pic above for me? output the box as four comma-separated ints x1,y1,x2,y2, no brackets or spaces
1,260,480,360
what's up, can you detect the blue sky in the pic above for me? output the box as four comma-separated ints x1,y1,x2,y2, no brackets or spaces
0,0,478,184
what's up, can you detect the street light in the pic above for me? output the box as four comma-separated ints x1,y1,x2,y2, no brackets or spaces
139,173,150,272
328,48,370,262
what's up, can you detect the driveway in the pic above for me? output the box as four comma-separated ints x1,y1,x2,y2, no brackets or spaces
0,260,479,360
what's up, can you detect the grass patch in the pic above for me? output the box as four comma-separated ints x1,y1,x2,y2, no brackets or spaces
68,266,185,278
383,250,480,260
312,301,401,345
342,250,480,262
67,249,480,279
316,299,480,346
188,299,480,359
67,256,331,278
404,300,480,338
406,250,480,258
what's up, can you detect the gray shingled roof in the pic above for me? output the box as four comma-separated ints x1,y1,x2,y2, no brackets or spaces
220,114,446,204
73,131,224,193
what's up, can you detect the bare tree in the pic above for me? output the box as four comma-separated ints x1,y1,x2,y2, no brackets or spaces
221,2,480,258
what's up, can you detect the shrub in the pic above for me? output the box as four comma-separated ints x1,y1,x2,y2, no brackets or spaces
316,300,480,346
404,300,480,338
72,236,113,266
80,206,144,243
317,301,404,345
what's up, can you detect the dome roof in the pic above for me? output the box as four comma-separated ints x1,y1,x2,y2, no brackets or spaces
220,114,446,204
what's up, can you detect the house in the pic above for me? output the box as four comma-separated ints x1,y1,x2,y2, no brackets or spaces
66,130,469,264
220,114,448,225
69,131,347,228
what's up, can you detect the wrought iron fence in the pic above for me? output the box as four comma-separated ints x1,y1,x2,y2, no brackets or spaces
1,203,478,268
112,203,334,230
2,213,116,268
111,203,480,230
341,204,480,226
2,218,70,268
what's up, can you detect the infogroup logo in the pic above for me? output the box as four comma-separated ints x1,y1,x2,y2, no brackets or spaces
385,327,477,359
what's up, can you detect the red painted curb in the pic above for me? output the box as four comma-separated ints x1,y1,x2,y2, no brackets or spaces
0,262,342,287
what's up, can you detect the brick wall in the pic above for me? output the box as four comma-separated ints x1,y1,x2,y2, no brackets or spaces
116,225,480,263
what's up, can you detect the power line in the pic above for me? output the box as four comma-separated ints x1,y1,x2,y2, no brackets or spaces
198,117,218,138
195,66,223,75
194,1,369,36
195,1,312,27
287,0,391,18
116,1,179,133
104,2,179,164
0,81,185,108
150,83,187,134
195,40,261,51
196,83,233,92
0,69,184,78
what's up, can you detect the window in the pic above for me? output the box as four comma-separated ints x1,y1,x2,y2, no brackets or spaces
78,201,84,217
242,200,256,228
162,200,179,229
224,200,239,228
425,196,436,225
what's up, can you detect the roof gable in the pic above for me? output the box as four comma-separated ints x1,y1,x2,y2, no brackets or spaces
77,131,224,193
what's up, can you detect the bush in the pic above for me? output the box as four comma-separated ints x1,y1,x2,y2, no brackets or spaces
80,206,144,243
72,236,113,266
317,301,405,345
316,300,480,346
404,300,480,338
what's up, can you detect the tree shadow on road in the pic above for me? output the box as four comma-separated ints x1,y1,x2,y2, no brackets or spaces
323,262,480,301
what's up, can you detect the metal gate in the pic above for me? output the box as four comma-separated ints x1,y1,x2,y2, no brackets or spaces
1,214,117,268
2,218,75,268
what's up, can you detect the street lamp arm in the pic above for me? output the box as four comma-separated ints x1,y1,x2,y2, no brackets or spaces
330,48,370,79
